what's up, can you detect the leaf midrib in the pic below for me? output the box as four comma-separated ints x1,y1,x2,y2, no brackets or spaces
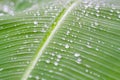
21,1,78,80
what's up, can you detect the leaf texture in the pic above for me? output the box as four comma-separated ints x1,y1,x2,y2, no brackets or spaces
0,0,120,80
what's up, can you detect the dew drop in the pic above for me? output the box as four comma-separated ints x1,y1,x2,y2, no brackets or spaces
28,75,32,78
57,54,62,59
59,68,63,71
66,31,70,35
35,76,40,80
85,69,89,72
65,44,70,49
74,53,80,57
54,62,58,66
86,44,92,48
94,22,99,26
118,15,120,19
0,68,3,71
49,70,53,73
56,59,60,62
34,21,38,25
85,64,91,68
25,35,29,38
41,28,46,33
95,48,99,51
51,53,55,56
76,58,82,64
45,59,50,63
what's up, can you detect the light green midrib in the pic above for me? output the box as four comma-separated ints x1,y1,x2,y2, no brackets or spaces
21,0,78,80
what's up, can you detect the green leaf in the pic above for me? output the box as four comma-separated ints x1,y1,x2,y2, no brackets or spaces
0,0,120,80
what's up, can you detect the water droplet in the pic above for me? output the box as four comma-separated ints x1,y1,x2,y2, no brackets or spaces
57,54,62,59
35,76,40,80
118,15,120,18
34,21,38,25
65,44,70,49
96,14,100,17
66,31,70,35
59,68,63,71
28,75,32,78
85,64,91,68
25,35,29,38
45,59,50,63
41,28,46,32
94,22,99,26
76,58,82,64
54,62,58,66
0,13,4,16
85,69,89,72
33,29,37,32
51,53,55,56
56,58,60,62
95,48,99,51
86,42,92,48
41,78,46,80
0,68,3,71
44,24,48,28
74,53,80,57
49,70,53,73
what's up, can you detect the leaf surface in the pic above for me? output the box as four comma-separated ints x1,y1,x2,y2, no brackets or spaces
0,0,120,80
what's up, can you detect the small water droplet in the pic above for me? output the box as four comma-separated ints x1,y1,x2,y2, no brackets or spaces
59,68,63,71
85,64,91,68
41,28,46,32
34,21,38,25
65,44,70,49
46,59,50,63
35,76,40,80
57,54,62,59
28,75,32,78
51,53,55,56
49,70,53,73
76,58,82,64
85,69,89,72
95,48,99,51
86,42,92,48
66,31,70,35
25,35,29,38
118,15,120,18
74,53,80,57
0,68,3,71
54,62,58,66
